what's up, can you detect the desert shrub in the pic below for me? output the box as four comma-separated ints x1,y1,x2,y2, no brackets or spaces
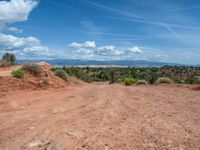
124,77,137,86
23,63,42,76
137,80,148,85
155,77,173,84
2,53,16,66
185,77,200,84
55,70,69,81
11,69,25,78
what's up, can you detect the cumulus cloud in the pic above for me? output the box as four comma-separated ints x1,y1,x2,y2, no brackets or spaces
68,41,144,60
69,42,82,49
0,0,38,26
128,46,142,53
97,45,115,51
0,0,61,59
83,41,96,48
68,41,97,59
96,45,123,56
69,41,96,49
7,27,23,34
0,33,53,58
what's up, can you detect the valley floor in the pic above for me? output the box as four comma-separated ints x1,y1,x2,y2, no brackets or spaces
0,83,200,150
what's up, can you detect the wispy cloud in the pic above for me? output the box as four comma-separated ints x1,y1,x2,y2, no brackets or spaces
158,23,184,42
163,5,200,12
64,27,146,38
7,27,23,34
81,0,143,19
80,0,188,42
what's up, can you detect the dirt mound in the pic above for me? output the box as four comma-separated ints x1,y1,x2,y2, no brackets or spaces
0,62,82,92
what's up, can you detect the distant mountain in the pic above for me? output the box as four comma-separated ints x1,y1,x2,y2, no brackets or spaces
17,59,180,67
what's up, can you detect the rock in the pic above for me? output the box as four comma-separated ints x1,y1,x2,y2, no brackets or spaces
24,139,50,148
65,130,83,138
47,142,65,150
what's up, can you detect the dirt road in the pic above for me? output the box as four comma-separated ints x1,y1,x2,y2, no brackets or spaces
0,83,200,150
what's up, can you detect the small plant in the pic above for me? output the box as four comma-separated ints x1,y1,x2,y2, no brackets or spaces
23,63,42,76
137,80,148,85
155,77,173,84
55,69,69,81
124,77,137,86
2,53,16,66
11,69,25,78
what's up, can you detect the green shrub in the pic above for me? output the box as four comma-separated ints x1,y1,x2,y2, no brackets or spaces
55,70,69,81
11,69,25,78
185,77,200,84
155,77,173,84
137,80,148,85
124,77,137,86
23,63,42,76
2,53,16,66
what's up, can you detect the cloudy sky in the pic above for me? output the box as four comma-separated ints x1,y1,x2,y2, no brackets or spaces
0,0,200,64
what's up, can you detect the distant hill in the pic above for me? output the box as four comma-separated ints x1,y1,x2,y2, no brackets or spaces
17,59,180,67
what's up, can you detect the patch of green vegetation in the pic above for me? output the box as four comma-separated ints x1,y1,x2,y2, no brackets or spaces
11,69,25,78
23,63,42,76
0,53,16,66
123,77,137,86
53,66,200,85
55,69,69,81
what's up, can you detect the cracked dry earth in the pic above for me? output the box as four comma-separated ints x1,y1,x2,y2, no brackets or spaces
0,83,200,150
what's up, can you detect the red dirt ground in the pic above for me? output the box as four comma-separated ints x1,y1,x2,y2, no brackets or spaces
0,82,200,150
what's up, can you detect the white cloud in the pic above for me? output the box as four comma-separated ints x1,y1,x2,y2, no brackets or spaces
128,46,142,53
96,45,123,56
83,41,96,48
69,41,96,49
97,45,115,51
7,27,23,34
0,0,64,59
0,33,53,58
0,0,38,26
69,42,82,49
68,42,145,60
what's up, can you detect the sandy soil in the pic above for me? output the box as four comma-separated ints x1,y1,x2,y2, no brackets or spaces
0,66,21,76
0,83,200,150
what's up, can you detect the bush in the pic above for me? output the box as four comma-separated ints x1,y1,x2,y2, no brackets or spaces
185,77,200,84
23,63,42,76
155,77,173,84
137,80,148,85
124,77,137,86
55,70,69,81
11,69,25,78
2,53,16,66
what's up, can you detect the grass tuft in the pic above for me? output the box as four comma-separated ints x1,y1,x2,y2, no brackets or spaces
11,69,25,78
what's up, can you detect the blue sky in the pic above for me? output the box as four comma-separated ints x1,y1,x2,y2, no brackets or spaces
0,0,200,64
